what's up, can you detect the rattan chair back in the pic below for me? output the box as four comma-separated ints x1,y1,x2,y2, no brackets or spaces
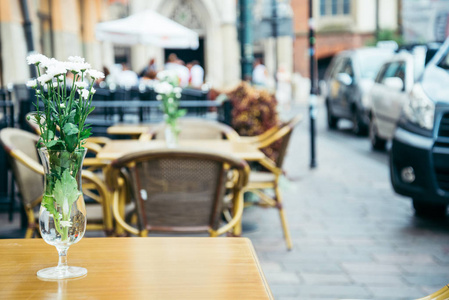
108,148,248,235
0,128,43,207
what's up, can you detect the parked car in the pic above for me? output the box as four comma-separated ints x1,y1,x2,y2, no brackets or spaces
324,47,394,135
370,44,442,150
390,38,449,216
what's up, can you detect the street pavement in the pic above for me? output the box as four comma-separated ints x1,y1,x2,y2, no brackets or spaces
1,101,449,299
243,102,449,299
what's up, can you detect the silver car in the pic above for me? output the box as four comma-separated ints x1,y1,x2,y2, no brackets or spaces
369,45,440,150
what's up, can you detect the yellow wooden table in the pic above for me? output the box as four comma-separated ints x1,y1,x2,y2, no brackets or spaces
106,123,154,138
97,139,265,161
0,237,273,300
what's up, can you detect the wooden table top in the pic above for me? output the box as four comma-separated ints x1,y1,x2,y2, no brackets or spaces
97,139,265,161
0,237,273,300
107,123,153,137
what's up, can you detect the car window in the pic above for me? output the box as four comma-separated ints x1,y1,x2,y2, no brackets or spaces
330,57,346,78
358,51,393,79
394,62,406,82
437,49,449,70
376,62,400,83
375,64,388,83
342,60,354,78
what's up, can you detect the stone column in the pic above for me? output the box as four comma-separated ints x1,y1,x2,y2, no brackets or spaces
221,24,241,90
0,0,29,86
51,0,82,60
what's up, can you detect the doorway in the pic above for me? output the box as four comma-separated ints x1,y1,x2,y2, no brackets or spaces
164,38,205,71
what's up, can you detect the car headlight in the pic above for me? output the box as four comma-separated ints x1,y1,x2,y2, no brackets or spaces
403,84,435,130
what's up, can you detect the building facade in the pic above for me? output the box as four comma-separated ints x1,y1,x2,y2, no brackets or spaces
0,0,241,90
292,0,399,78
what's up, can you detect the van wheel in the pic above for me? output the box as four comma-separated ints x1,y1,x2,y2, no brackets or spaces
370,116,386,151
326,102,338,129
413,199,447,218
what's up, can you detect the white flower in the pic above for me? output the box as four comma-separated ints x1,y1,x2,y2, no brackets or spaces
65,61,91,73
157,70,177,81
37,74,53,85
65,62,81,73
154,81,173,95
60,103,65,108
26,53,49,65
174,87,182,94
175,93,181,99
87,69,105,80
58,75,64,81
75,82,88,89
68,56,85,63
79,62,91,71
156,95,162,101
60,220,72,228
41,58,59,69
26,79,37,88
78,89,90,100
91,87,96,94
46,63,66,77
52,82,59,88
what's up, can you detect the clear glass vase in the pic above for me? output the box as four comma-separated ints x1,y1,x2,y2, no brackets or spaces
165,122,179,148
37,148,87,280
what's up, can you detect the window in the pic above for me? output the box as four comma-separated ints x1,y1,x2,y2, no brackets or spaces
320,0,351,16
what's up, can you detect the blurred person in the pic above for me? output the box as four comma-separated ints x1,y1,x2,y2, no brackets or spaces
275,64,292,111
139,58,157,77
189,60,204,88
140,70,158,87
118,63,138,88
164,53,179,70
164,53,189,87
252,58,268,87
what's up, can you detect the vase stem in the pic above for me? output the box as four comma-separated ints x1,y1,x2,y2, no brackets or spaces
56,247,68,271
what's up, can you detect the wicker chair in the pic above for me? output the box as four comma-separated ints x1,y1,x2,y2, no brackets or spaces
105,148,249,237
0,128,113,237
139,118,240,141
245,114,303,250
417,284,449,300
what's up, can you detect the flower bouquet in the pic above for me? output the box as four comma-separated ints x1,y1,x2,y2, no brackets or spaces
154,71,186,147
26,53,104,279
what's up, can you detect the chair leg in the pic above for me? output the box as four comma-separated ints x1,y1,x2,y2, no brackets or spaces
25,227,34,239
275,186,293,250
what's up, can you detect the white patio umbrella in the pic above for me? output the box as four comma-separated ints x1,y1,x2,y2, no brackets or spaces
95,10,199,49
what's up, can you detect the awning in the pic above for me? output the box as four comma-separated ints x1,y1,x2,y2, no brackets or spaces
95,10,199,49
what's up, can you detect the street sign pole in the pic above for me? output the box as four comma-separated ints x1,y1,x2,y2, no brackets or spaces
239,0,254,81
308,0,317,169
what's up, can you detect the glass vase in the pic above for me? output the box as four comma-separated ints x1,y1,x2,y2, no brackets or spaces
165,122,179,148
37,148,87,280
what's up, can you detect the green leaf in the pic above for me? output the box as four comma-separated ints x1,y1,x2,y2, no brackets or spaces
80,128,92,140
87,107,95,114
64,134,78,153
177,109,187,118
53,169,81,214
42,195,59,219
63,123,79,136
45,140,58,148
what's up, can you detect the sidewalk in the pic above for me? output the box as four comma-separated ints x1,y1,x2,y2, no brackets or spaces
244,103,449,299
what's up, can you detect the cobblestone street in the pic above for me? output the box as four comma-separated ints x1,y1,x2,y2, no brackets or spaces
244,102,449,299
